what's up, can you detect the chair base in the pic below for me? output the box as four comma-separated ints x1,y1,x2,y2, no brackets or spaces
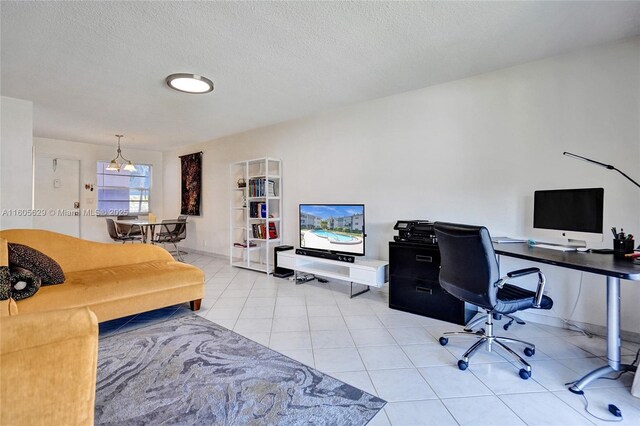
440,312,536,379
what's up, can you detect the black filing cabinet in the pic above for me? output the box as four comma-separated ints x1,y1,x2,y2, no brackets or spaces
389,241,475,325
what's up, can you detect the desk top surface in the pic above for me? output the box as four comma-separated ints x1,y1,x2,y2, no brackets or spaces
494,243,640,280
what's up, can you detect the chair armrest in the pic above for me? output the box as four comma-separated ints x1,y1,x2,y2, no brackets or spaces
507,267,540,278
497,267,547,308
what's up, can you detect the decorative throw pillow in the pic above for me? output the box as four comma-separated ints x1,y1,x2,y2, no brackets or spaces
7,243,65,285
0,265,10,300
9,267,42,301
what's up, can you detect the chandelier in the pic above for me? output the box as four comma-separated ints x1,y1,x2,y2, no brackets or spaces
106,134,136,172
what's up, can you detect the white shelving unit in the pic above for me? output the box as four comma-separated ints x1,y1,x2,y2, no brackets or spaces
229,158,282,273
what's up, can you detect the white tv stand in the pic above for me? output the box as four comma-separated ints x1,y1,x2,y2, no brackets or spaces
276,250,389,298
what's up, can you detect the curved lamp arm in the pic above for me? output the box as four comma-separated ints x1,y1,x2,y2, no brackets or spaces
563,152,640,189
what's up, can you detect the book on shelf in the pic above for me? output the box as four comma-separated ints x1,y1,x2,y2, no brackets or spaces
268,222,278,239
234,241,257,248
248,178,277,197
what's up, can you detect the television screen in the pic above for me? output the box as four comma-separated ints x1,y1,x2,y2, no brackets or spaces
299,204,365,256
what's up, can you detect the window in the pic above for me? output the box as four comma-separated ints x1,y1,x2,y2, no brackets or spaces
97,162,151,215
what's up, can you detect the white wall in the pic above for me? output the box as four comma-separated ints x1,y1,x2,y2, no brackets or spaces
164,37,640,332
0,96,34,229
34,137,164,242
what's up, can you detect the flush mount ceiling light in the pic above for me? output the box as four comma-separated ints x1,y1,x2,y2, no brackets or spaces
165,73,214,94
106,134,137,173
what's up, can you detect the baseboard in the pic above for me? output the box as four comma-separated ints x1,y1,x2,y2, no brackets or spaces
515,311,640,344
182,247,229,260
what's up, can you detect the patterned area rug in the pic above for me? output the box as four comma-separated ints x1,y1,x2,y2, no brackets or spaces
95,314,385,425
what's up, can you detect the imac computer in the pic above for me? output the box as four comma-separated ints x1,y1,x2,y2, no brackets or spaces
533,187,604,247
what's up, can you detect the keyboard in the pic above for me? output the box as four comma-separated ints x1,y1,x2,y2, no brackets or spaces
533,244,577,252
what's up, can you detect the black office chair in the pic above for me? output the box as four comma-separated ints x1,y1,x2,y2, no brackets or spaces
116,215,142,237
106,218,141,243
153,220,187,261
434,222,553,379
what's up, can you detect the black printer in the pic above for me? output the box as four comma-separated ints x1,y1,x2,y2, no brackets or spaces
393,220,437,245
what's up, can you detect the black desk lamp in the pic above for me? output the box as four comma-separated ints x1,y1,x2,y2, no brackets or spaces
564,152,640,250
563,152,640,189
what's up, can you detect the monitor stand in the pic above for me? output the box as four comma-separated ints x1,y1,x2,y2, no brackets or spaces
567,239,587,248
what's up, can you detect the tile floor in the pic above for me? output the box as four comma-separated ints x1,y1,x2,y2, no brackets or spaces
101,252,640,426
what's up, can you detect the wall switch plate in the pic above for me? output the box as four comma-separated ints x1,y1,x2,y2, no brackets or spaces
53,178,61,188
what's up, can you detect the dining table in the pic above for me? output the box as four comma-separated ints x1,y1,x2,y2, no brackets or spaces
115,219,184,244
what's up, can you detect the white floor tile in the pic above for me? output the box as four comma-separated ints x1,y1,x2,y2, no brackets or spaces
401,344,459,368
277,348,315,368
308,316,347,331
314,347,365,373
358,345,413,370
269,331,312,350
469,362,547,395
442,395,526,426
271,316,309,332
205,307,242,321
213,297,246,308
275,296,306,306
351,328,397,347
338,303,375,316
366,409,390,426
233,318,273,334
419,366,492,398
274,305,308,318
499,392,593,425
236,331,270,347
368,368,437,402
238,306,274,319
553,386,640,426
243,297,276,307
307,304,341,317
388,327,436,345
344,315,384,330
310,330,355,349
384,400,458,425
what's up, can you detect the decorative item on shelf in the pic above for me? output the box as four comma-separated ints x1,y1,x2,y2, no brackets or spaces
106,134,137,173
84,183,94,191
237,178,246,188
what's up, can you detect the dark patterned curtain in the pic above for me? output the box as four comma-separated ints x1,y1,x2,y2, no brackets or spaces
180,152,202,216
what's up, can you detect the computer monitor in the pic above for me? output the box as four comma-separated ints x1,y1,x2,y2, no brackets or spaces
533,188,604,246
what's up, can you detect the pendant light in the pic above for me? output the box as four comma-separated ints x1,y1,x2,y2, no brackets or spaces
106,134,137,172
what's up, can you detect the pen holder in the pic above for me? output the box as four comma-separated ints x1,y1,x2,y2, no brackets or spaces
613,239,634,259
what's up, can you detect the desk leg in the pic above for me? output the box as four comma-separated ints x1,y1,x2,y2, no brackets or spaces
569,276,635,393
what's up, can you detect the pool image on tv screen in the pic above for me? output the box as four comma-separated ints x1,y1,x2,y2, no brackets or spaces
299,204,365,255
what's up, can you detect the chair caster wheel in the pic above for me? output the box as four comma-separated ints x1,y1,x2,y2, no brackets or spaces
519,369,531,380
458,360,468,370
524,347,535,357
439,337,448,346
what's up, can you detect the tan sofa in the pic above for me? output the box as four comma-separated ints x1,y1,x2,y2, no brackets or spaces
0,229,204,321
0,229,205,424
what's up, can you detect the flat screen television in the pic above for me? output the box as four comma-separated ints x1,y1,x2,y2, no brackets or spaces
299,204,365,256
533,187,604,245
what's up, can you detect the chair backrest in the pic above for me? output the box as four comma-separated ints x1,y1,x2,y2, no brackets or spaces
117,215,138,220
105,218,120,240
433,222,500,310
178,215,188,221
159,220,187,242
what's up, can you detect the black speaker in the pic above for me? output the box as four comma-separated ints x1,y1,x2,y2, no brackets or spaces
273,245,294,278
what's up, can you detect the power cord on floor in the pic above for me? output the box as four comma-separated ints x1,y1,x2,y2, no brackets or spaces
558,272,593,337
565,346,640,422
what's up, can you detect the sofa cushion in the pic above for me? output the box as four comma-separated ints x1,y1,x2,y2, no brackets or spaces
9,267,42,301
8,243,65,285
14,261,204,318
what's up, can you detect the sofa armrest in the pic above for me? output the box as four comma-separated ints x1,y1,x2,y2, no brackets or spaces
1,307,98,425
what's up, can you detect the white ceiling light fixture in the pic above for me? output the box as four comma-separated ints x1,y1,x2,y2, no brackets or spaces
106,134,137,173
166,73,214,94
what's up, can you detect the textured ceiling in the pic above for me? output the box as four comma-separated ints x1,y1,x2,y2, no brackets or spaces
2,1,639,150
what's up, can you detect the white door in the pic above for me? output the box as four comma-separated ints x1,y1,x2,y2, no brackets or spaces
34,156,80,237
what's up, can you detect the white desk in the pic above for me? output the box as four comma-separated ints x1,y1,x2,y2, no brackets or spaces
276,251,388,298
